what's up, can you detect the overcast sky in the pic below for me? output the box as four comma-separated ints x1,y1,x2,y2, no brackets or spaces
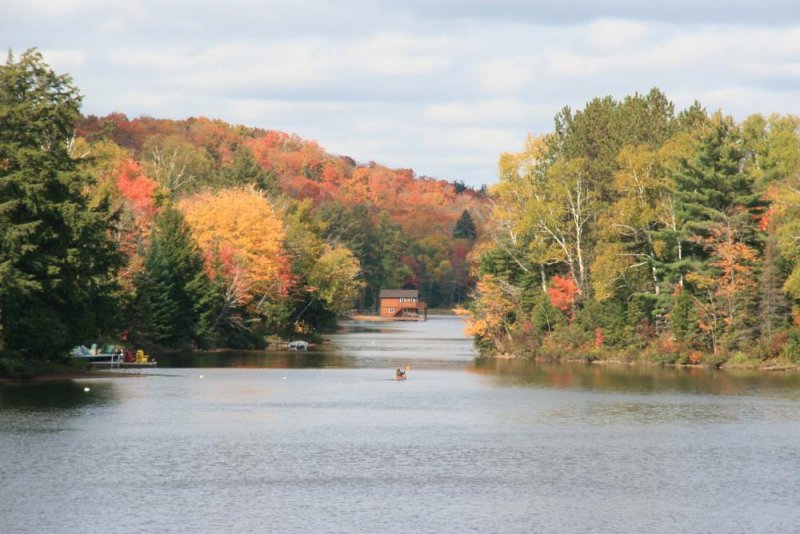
5,1,800,186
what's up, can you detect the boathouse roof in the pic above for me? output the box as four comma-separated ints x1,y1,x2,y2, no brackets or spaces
379,289,419,299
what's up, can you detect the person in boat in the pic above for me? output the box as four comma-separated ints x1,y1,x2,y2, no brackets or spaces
395,368,406,378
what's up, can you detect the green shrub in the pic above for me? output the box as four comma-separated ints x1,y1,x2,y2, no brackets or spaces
0,355,36,379
724,352,761,369
781,331,800,364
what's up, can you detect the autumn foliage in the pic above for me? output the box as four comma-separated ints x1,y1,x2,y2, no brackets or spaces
178,188,292,304
547,275,579,313
1,52,488,361
468,89,800,366
115,157,159,221
69,112,487,347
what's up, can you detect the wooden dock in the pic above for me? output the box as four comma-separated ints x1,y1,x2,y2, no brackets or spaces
89,361,157,369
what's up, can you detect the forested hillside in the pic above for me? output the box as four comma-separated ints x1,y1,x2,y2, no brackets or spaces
6,49,800,373
0,50,483,368
468,89,800,368
73,113,483,333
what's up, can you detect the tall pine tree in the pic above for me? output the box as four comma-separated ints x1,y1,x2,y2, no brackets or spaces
130,206,214,349
453,209,477,240
670,114,763,351
223,147,279,196
0,49,121,362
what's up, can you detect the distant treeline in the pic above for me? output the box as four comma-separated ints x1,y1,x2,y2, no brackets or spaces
468,89,800,368
0,49,483,373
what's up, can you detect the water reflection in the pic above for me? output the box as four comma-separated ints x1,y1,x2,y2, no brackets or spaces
157,315,477,370
471,358,800,398
157,350,358,369
0,380,116,411
327,315,477,365
3,316,800,533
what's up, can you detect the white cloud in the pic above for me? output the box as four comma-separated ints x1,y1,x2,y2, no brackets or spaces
98,17,127,34
107,32,453,96
347,33,452,76
744,62,800,78
112,89,189,114
378,0,800,25
6,0,94,16
424,100,552,125
7,1,800,186
475,57,539,96
39,49,87,70
106,46,201,73
6,0,146,20
587,19,650,52
443,127,521,152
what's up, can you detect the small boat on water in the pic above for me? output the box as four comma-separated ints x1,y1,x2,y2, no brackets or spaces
288,340,309,351
393,368,407,380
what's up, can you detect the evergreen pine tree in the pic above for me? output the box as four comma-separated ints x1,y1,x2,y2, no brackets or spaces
758,234,790,340
531,290,562,333
453,209,477,240
674,115,763,257
186,248,227,349
669,287,701,346
670,115,763,349
0,49,121,361
224,148,279,196
130,206,210,348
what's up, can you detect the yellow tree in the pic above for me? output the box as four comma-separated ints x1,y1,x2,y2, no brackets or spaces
593,144,668,299
308,245,364,315
592,133,699,301
490,135,555,291
178,188,291,311
465,274,520,352
493,134,596,297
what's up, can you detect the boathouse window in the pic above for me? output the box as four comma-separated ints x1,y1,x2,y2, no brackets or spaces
388,307,395,313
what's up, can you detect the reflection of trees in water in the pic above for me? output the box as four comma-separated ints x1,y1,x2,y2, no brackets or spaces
470,358,800,397
0,381,116,411
159,350,358,369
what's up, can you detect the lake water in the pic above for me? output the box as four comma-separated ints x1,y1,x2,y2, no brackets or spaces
2,315,800,533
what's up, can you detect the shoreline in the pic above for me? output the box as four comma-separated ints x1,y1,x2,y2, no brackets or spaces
348,310,457,322
348,314,388,322
478,353,800,372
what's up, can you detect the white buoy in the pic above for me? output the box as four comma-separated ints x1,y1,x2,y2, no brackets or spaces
83,387,90,392
199,375,204,379
282,377,287,380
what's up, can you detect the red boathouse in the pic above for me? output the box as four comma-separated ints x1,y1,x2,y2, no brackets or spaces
379,289,428,321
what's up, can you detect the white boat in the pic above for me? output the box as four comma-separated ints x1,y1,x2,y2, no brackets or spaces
71,344,123,362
